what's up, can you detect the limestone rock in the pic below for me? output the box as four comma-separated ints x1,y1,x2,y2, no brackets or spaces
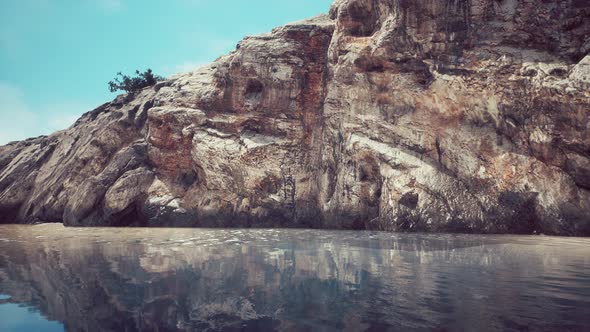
1,0,589,235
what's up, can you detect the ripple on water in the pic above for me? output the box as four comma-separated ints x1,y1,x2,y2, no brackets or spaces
0,224,589,331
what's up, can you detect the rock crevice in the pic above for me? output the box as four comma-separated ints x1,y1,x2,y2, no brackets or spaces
1,0,589,235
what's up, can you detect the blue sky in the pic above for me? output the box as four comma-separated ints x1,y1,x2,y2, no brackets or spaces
0,0,333,144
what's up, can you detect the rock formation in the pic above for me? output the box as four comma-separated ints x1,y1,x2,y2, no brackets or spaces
0,0,589,234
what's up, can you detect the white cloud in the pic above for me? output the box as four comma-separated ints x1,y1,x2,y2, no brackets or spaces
41,101,91,131
0,82,92,145
0,83,39,144
161,61,208,76
175,61,207,73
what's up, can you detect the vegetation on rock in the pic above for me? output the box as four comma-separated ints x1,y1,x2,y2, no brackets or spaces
108,69,165,93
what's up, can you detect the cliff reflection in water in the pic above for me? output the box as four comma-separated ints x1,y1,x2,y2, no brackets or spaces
0,225,589,331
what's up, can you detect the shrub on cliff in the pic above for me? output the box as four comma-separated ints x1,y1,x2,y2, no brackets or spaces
108,69,165,93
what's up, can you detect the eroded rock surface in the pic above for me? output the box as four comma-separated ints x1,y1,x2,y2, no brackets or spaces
1,0,589,234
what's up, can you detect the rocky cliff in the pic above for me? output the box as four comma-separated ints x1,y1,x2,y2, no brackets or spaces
0,0,589,235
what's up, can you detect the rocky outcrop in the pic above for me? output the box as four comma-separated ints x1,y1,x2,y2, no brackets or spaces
0,0,589,235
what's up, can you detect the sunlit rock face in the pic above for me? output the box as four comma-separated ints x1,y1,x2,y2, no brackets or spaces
0,0,589,234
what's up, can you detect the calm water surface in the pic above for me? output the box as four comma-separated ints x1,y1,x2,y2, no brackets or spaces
0,224,589,331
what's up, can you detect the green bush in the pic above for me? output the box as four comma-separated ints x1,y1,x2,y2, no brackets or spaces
108,69,165,93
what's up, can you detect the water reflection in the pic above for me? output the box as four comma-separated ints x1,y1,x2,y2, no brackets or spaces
0,225,589,331
0,301,64,332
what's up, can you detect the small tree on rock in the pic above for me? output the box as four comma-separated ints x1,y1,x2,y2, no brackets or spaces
108,69,165,93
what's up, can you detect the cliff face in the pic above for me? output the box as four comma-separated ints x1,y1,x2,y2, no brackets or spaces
0,0,589,234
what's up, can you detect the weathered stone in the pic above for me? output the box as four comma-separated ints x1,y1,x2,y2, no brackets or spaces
0,0,589,235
